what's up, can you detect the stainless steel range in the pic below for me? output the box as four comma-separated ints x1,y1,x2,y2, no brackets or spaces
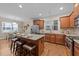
65,36,74,56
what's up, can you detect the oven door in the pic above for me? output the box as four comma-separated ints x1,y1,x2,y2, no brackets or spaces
65,37,74,56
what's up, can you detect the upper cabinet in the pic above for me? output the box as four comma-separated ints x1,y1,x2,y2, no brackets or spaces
33,19,44,29
70,4,79,27
70,12,75,27
60,16,70,28
60,4,79,28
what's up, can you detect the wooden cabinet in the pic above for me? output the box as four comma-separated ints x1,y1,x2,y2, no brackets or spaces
60,16,70,28
70,5,79,27
45,34,50,42
38,37,44,55
33,20,44,29
45,33,65,45
56,34,66,45
60,4,79,28
73,4,79,18
70,12,75,27
74,41,79,56
50,34,56,43
45,34,56,43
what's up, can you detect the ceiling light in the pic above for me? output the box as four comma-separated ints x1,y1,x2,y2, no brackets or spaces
39,13,42,16
59,7,64,10
19,5,23,8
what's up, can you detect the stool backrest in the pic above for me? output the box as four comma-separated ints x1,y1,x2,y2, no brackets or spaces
23,44,36,51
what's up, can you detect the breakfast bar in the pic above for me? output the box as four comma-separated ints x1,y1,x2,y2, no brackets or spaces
17,34,45,56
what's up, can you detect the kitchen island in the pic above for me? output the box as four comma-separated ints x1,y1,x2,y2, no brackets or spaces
17,34,45,56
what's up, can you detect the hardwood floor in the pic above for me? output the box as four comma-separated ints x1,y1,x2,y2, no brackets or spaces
0,39,69,56
41,42,69,56
0,39,13,56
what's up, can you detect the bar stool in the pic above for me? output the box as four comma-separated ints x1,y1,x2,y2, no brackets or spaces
15,41,24,56
10,38,19,53
22,44,36,56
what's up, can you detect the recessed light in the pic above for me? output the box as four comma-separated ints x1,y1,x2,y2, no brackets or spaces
39,13,42,16
59,7,64,10
19,5,23,8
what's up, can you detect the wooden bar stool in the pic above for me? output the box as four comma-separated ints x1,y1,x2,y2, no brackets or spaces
15,41,23,56
10,38,19,53
22,44,36,56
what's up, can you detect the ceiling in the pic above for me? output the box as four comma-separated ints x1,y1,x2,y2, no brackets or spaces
0,3,74,21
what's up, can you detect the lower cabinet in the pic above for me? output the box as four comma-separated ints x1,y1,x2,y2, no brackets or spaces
45,34,55,43
74,42,79,56
38,37,44,55
50,34,56,43
45,34,50,42
56,34,66,45
45,33,66,45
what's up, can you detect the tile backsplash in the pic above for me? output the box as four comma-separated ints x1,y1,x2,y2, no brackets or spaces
61,28,79,34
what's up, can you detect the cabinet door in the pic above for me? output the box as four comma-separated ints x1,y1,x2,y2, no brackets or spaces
45,34,50,42
70,12,75,27
74,42,79,56
38,37,44,55
70,4,79,27
60,16,70,28
74,47,79,56
73,4,79,18
33,20,44,29
56,34,65,45
33,20,39,25
39,20,44,29
50,34,55,43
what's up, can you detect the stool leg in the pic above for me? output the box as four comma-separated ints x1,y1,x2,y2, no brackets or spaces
15,45,22,56
15,46,17,55
13,42,16,54
10,41,13,52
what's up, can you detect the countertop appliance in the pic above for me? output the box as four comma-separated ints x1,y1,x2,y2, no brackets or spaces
65,36,74,56
31,25,40,34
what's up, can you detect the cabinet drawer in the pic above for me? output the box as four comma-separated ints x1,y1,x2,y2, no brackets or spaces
74,47,79,56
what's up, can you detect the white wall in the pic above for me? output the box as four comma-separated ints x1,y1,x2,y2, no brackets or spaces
0,18,24,39
23,19,33,34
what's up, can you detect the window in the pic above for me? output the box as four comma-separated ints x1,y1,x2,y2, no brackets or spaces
53,20,58,30
45,21,51,30
45,20,59,31
2,22,18,32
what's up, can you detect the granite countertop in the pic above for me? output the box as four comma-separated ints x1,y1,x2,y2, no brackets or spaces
18,34,44,41
40,30,64,35
65,34,79,37
74,39,79,44
66,33,79,44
